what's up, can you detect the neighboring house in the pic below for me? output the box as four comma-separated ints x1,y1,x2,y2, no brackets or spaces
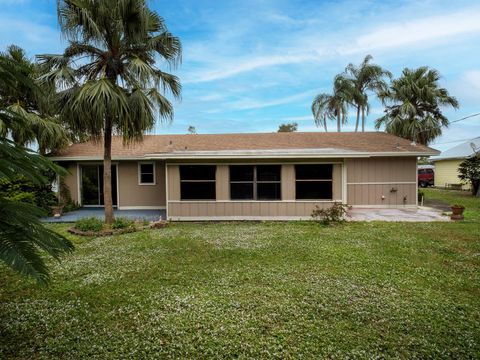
430,137,480,190
50,132,438,220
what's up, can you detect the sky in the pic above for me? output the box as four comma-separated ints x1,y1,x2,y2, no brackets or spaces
0,0,479,151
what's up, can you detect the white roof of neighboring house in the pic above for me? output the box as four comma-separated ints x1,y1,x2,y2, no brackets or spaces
431,136,480,161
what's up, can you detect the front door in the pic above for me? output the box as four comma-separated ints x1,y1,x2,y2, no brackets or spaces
81,164,117,206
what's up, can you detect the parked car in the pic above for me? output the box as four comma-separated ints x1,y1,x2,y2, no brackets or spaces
418,165,434,187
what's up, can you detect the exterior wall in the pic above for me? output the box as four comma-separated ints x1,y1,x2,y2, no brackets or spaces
62,162,79,204
167,162,343,219
433,159,470,190
117,161,166,208
346,157,417,206
59,160,166,208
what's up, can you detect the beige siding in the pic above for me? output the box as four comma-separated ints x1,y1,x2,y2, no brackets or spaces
167,162,344,218
434,159,470,190
346,157,417,206
168,201,333,220
61,163,79,204
117,161,166,208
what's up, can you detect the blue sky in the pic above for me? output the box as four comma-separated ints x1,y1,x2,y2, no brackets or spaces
1,0,479,151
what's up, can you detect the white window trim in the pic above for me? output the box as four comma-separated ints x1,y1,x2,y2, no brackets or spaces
138,161,156,186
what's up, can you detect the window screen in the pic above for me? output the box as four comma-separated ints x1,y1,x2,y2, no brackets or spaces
295,164,333,200
230,165,281,200
139,163,155,184
180,165,216,200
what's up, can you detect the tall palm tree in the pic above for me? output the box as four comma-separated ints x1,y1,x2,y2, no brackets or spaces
375,67,459,145
39,0,182,224
344,55,391,132
312,75,351,132
0,45,69,154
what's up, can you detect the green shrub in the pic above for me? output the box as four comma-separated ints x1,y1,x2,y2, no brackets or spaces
74,217,103,232
311,202,350,225
111,217,135,230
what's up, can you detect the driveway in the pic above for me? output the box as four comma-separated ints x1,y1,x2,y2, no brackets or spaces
42,208,166,223
347,206,450,222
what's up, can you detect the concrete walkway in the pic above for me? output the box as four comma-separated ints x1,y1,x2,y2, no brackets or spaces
42,208,165,223
347,206,450,222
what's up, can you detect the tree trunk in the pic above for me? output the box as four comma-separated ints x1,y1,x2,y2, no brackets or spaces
355,106,360,132
361,107,365,132
337,113,341,132
324,115,328,132
103,116,114,224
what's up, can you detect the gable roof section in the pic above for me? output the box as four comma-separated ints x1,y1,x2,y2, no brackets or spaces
50,132,439,160
431,136,480,161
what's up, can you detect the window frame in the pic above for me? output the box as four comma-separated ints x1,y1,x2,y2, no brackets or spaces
295,164,333,200
180,165,216,201
229,165,281,201
138,162,156,186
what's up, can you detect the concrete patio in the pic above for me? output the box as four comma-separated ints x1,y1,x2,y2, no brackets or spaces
42,208,166,223
347,206,450,222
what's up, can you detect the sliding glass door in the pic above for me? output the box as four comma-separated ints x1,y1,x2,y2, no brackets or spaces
81,165,117,206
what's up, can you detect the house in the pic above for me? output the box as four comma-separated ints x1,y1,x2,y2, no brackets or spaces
430,136,480,190
50,132,439,220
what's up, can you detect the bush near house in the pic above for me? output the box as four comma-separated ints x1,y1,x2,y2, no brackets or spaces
74,217,103,232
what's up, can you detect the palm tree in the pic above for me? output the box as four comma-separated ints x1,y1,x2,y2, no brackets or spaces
344,55,391,132
312,75,351,132
0,52,73,285
39,0,181,224
0,45,69,154
375,67,459,145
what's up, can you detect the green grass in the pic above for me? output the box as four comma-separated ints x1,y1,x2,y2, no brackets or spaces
1,191,479,358
423,188,480,221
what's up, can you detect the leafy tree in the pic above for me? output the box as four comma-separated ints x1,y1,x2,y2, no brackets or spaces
344,55,391,132
0,45,69,154
40,0,182,224
458,155,480,197
312,75,351,132
278,122,298,132
375,67,458,145
0,55,73,285
187,125,197,134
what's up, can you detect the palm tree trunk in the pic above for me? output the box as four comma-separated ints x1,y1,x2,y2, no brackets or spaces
323,115,328,132
103,116,114,224
355,106,360,132
361,107,365,132
337,113,341,132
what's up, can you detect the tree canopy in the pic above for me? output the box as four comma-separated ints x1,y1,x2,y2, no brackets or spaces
375,67,458,145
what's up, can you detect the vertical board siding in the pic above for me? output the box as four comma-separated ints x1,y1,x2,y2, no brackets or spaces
346,157,417,206
167,201,333,218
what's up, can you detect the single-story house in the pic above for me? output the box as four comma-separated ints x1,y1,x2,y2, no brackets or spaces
430,136,480,190
50,132,439,220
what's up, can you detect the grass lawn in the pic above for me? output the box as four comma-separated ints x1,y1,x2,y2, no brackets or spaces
1,190,479,358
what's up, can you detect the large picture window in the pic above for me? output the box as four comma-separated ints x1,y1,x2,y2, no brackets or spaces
230,165,281,200
180,165,216,200
295,164,333,200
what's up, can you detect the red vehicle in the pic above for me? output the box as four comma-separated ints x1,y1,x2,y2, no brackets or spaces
418,165,434,187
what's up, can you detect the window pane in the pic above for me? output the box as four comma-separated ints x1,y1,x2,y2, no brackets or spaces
230,183,254,200
295,165,332,180
257,183,281,200
180,165,216,180
181,182,216,200
230,165,254,181
257,165,281,182
296,181,332,199
141,173,154,184
140,163,154,175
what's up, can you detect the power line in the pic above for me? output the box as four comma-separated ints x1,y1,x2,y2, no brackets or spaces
449,112,480,124
431,137,474,145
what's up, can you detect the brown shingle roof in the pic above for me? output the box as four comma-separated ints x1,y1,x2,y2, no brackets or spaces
51,132,439,159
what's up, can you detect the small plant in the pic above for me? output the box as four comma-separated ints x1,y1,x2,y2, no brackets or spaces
311,202,350,225
74,217,103,232
111,217,135,230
